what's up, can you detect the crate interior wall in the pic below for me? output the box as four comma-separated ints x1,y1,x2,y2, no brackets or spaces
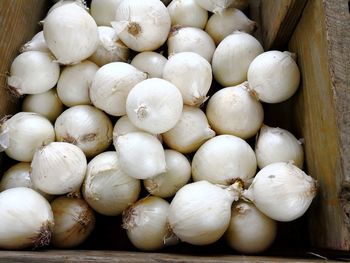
0,0,349,261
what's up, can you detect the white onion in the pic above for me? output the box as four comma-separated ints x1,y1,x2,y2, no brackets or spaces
48,0,87,14
0,187,54,249
0,162,32,192
54,105,113,158
51,196,95,248
192,135,256,185
8,51,60,95
82,151,141,216
168,180,242,245
225,201,277,254
111,0,171,52
163,105,215,154
205,8,257,45
162,52,212,106
43,3,99,64
57,60,99,107
167,26,216,62
113,115,144,137
167,0,208,29
126,78,183,134
255,125,304,169
90,62,147,116
144,149,191,198
113,115,163,142
123,196,173,251
31,142,87,195
194,0,248,12
247,51,301,103
20,31,50,53
89,26,130,66
131,52,168,78
114,132,166,180
212,31,264,86
206,82,264,139
22,88,64,122
0,112,55,162
243,162,317,222
0,162,52,200
90,0,123,26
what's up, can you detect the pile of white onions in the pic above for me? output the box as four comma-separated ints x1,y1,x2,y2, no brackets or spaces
0,0,318,256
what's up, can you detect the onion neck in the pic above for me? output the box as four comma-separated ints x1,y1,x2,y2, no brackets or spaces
7,76,23,97
284,51,297,61
122,204,136,230
191,89,208,107
249,21,258,33
203,127,216,140
224,179,244,202
144,178,159,194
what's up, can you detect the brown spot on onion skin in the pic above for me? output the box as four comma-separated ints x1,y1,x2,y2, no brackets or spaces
62,133,97,144
168,25,183,37
62,133,77,144
128,22,142,37
80,133,97,142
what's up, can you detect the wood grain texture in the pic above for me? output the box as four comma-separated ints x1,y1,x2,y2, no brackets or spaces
289,0,350,251
260,0,308,50
248,0,263,45
323,0,350,219
0,0,49,169
0,0,49,116
0,250,338,263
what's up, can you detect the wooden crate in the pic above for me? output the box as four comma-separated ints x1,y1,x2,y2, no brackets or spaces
0,0,349,261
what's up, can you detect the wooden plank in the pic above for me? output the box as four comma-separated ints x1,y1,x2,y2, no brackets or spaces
248,0,263,44
0,250,339,263
0,0,49,116
289,0,350,251
259,0,308,50
0,0,50,169
323,0,350,219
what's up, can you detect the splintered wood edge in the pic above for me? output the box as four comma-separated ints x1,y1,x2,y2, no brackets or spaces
288,0,350,251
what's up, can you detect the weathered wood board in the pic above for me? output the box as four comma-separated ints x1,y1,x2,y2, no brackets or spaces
288,0,350,251
0,250,338,263
0,0,49,116
259,0,308,50
0,0,50,169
